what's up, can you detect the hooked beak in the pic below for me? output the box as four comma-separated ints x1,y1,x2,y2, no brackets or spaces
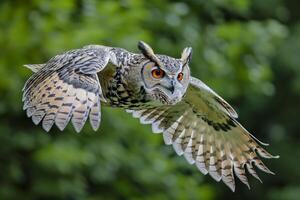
162,78,176,94
169,79,175,94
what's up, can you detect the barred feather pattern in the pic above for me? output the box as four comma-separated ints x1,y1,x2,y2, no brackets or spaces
22,42,278,191
22,47,111,132
126,77,279,192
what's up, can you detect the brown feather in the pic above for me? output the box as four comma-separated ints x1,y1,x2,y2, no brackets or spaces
127,76,278,191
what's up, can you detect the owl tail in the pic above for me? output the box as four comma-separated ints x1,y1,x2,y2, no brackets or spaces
24,64,45,73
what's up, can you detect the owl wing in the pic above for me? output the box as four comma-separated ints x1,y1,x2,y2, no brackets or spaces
22,46,113,132
127,76,278,191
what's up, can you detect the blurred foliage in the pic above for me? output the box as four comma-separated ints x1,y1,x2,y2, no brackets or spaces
0,0,299,199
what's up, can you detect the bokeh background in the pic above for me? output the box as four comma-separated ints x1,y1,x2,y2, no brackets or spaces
0,0,300,199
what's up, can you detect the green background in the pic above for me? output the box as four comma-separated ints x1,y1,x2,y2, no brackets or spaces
0,0,299,199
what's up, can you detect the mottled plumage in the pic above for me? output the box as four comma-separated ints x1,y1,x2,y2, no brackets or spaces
22,41,278,191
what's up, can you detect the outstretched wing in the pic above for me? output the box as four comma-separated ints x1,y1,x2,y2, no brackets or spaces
127,76,278,191
22,46,112,132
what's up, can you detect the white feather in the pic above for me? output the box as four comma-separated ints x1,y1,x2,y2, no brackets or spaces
151,119,164,134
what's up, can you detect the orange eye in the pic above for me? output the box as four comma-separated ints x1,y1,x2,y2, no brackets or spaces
177,72,184,81
151,68,165,79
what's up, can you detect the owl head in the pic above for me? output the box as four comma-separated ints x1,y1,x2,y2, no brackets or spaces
138,41,192,105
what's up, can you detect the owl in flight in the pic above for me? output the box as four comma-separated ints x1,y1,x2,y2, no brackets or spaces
22,41,278,191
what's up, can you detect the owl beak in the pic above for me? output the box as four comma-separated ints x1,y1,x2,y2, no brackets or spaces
169,79,176,94
162,79,175,94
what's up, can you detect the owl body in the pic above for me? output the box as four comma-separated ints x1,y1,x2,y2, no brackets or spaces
97,48,154,108
22,41,278,191
100,66,149,108
97,46,187,108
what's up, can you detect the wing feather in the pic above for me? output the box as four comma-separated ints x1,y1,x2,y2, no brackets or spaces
183,129,196,164
89,94,101,131
23,47,111,132
127,76,278,191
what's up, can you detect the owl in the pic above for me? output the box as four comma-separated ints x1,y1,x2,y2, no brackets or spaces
22,41,278,191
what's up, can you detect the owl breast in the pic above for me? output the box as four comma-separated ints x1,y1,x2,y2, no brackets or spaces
99,66,149,108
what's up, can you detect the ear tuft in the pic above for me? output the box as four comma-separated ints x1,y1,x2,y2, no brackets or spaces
137,41,164,67
181,47,193,65
138,41,155,58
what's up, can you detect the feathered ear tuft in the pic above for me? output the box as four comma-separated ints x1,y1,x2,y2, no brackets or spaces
138,41,155,57
181,47,192,66
138,41,163,67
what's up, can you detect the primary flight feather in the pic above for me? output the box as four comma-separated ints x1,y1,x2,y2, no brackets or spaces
22,41,278,191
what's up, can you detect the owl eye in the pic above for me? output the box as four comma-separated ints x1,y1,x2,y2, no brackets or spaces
151,68,165,79
177,72,184,81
